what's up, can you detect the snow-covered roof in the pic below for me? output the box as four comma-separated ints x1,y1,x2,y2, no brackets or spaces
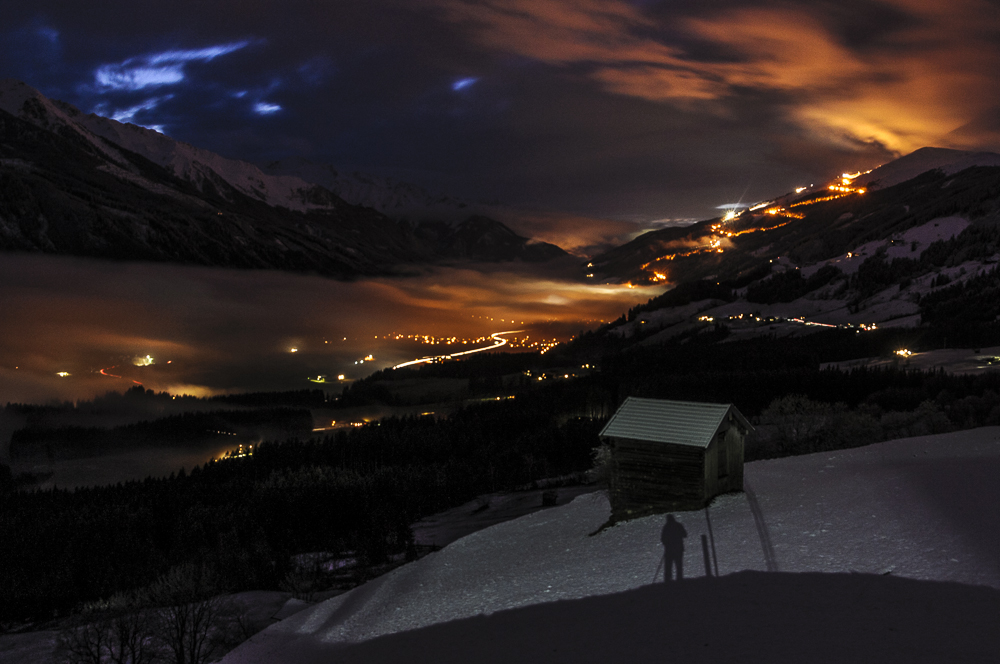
599,397,750,448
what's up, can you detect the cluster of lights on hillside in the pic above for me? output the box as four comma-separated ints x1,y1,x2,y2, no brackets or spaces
52,356,166,386
524,365,592,381
366,332,561,352
214,443,253,462
694,314,880,332
636,169,875,283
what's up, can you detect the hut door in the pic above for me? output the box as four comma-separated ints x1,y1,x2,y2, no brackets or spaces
717,432,728,479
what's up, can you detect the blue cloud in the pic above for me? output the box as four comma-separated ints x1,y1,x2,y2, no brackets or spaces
35,26,59,44
253,101,282,115
452,77,478,91
94,40,253,92
110,95,173,123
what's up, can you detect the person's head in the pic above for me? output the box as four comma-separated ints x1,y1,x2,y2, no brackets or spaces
667,514,675,523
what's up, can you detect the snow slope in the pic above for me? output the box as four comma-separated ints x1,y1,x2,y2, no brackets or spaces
860,146,1000,190
222,427,1000,664
801,216,971,277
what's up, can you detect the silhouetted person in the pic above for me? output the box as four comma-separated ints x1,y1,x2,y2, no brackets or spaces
661,514,687,581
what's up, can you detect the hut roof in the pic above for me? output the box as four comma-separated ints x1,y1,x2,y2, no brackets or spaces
599,397,751,448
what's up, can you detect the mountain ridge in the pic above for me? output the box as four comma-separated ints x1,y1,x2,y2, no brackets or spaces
0,79,568,277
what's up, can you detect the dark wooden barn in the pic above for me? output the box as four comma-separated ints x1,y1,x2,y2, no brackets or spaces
600,397,752,521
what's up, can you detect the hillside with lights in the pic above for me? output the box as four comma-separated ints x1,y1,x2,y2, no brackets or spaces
591,147,1000,288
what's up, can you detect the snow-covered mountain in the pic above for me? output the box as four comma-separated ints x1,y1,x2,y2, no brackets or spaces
218,426,1000,663
0,79,567,276
0,79,335,213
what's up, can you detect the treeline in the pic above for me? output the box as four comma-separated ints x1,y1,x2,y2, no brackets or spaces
584,329,1000,414
4,385,333,415
209,389,330,408
0,399,600,623
919,263,1000,346
751,390,1000,459
746,265,843,304
846,216,1000,301
9,408,313,461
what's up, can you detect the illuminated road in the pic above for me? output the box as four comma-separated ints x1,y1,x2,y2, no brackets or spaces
392,330,524,369
99,365,143,385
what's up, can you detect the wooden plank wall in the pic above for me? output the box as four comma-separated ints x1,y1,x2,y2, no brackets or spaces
608,438,706,519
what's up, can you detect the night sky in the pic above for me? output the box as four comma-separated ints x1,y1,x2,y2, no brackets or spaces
5,0,1000,225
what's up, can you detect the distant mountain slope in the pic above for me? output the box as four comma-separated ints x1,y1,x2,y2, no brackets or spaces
221,427,1000,664
262,156,473,221
0,79,567,276
859,146,1000,190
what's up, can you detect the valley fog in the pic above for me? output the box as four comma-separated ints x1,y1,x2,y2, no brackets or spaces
0,253,661,406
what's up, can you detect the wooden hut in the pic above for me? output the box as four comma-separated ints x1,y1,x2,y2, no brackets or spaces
599,397,752,521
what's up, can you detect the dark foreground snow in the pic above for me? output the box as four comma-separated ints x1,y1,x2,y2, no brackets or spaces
221,426,1000,663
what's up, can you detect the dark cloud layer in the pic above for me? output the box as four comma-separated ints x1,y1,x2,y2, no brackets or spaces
4,1,1000,223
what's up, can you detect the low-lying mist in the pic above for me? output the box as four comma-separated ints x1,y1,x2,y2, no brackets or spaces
0,253,661,405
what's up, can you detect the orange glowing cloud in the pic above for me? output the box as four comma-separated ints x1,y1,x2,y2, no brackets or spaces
431,0,1000,155
431,0,682,67
494,208,640,255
